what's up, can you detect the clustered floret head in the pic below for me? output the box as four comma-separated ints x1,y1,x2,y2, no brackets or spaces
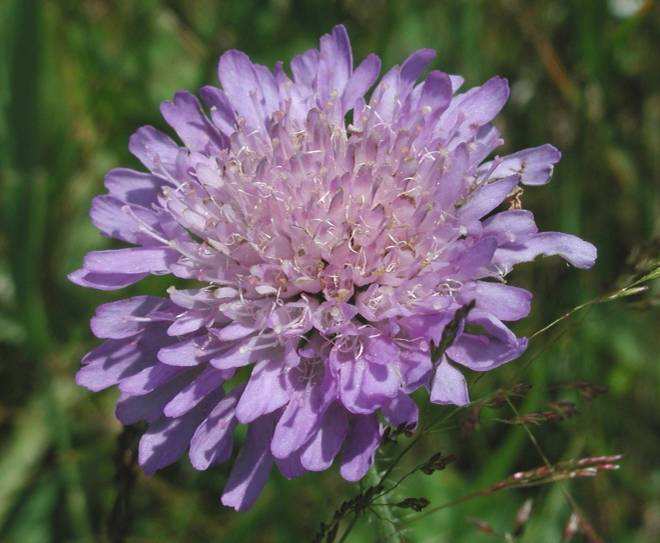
70,25,596,510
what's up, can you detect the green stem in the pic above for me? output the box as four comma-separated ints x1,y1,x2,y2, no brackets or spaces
365,465,400,543
337,514,358,543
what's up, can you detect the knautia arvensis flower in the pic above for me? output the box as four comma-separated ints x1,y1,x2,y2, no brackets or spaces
70,25,596,510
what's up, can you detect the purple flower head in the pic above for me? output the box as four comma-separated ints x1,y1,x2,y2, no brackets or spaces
70,25,596,510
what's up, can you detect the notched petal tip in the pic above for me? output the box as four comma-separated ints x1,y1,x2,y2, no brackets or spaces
430,358,470,406
400,48,437,85
574,239,598,269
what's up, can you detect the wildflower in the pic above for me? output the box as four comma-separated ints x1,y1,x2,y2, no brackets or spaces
70,25,596,510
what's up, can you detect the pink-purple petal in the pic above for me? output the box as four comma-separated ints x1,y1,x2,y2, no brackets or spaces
138,389,222,475
90,296,170,339
128,126,180,174
460,281,532,321
235,359,289,424
340,414,381,482
76,337,156,392
83,247,178,275
104,167,167,207
430,357,470,406
160,91,226,153
342,53,381,112
381,392,419,428
221,412,275,511
270,365,336,459
488,144,561,186
495,231,597,271
68,268,147,291
189,385,243,470
164,366,230,417
447,311,528,371
300,402,349,471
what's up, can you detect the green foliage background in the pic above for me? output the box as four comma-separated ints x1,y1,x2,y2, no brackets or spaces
0,1,658,541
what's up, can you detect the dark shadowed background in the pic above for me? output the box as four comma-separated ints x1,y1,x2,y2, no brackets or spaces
1,0,658,541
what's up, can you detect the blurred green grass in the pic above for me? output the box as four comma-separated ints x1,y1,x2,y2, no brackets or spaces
0,0,658,541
